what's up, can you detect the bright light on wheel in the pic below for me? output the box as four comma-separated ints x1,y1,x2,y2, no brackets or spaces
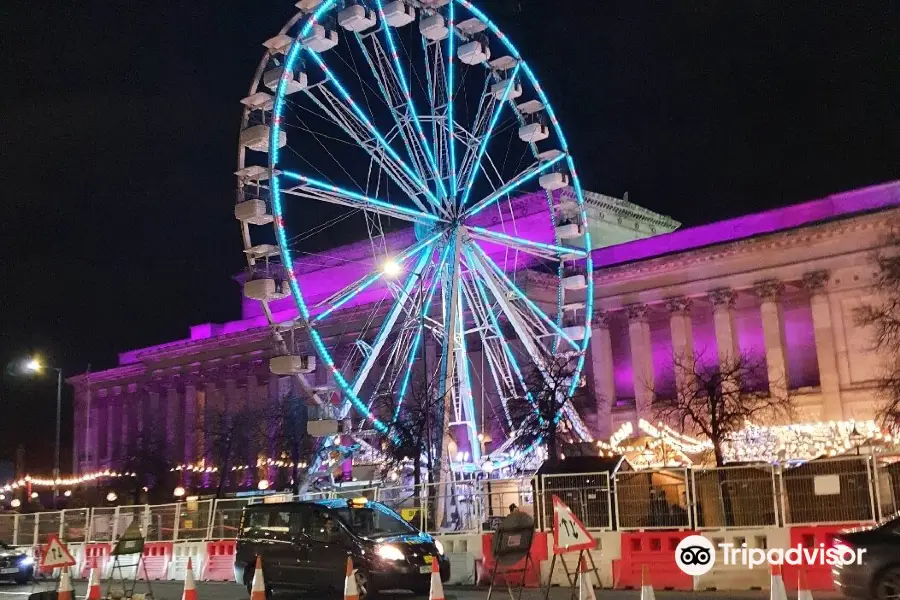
382,259,403,278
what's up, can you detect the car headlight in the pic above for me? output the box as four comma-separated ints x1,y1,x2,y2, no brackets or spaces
18,556,33,566
376,544,405,561
434,540,445,556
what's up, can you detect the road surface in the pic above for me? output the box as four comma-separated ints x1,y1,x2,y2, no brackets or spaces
0,581,843,600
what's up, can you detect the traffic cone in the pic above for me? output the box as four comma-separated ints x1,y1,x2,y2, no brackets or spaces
250,556,267,600
86,565,102,600
797,568,813,600
344,557,360,600
57,569,74,600
578,556,596,600
429,557,444,600
182,557,198,600
770,563,787,600
640,565,656,600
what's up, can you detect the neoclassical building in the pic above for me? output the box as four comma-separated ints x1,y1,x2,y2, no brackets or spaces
68,181,900,475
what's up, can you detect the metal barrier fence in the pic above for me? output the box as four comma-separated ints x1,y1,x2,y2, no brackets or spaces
780,455,875,525
615,467,691,530
691,465,779,529
2,455,899,546
540,472,612,531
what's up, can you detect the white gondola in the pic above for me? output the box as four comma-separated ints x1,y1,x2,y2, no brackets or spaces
301,24,339,52
263,67,308,94
555,223,583,239
563,301,585,312
263,34,293,55
240,125,287,153
270,355,316,375
458,40,491,65
244,278,289,301
489,55,518,71
338,4,377,32
383,1,415,27
562,326,586,341
234,165,269,180
517,99,545,115
244,244,280,259
539,172,569,191
240,92,274,111
296,0,323,11
234,199,273,225
490,79,522,100
457,17,487,35
518,122,549,143
562,274,587,290
538,149,564,162
420,14,448,41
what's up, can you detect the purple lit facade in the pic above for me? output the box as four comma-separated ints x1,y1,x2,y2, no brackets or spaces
68,181,900,474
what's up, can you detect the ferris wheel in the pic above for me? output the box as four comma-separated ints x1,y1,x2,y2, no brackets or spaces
235,0,595,474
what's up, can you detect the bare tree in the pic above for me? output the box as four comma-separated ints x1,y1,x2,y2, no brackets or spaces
855,234,900,433
507,355,583,464
204,405,271,498
652,352,794,467
373,380,451,495
118,429,175,504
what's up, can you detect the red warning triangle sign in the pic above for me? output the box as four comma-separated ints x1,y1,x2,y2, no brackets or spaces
552,495,596,554
40,535,76,571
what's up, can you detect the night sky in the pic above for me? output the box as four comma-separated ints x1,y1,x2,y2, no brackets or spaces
0,0,897,473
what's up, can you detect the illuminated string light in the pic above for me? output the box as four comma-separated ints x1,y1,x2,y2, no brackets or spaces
0,470,134,492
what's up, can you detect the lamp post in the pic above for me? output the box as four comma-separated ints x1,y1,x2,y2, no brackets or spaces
24,358,63,507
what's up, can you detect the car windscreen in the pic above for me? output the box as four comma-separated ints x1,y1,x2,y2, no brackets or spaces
333,503,416,538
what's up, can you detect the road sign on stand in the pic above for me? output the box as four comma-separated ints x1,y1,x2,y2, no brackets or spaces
552,495,596,554
40,535,76,571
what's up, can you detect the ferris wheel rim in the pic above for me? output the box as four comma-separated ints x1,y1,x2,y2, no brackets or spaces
238,0,596,472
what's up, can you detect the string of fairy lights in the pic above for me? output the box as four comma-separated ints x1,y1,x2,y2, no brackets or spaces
4,419,896,491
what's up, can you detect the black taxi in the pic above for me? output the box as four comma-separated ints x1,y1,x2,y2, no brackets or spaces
234,497,450,599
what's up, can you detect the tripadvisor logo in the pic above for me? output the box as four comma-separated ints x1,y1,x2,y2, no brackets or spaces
673,535,867,576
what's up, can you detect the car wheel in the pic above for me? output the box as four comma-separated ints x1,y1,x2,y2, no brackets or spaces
875,566,900,600
354,569,377,600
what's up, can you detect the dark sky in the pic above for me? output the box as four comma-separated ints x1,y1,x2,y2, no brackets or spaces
0,0,897,471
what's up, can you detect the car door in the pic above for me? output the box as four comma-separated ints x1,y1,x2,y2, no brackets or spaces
241,508,287,585
278,506,313,588
304,508,351,589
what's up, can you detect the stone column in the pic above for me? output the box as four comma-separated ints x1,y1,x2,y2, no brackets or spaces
804,270,844,419
107,395,118,462
589,311,616,438
165,385,181,463
755,279,789,398
627,303,655,421
183,384,197,466
710,288,740,365
666,297,695,394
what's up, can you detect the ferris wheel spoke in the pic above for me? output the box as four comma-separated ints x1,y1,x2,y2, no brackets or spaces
458,273,515,431
280,170,442,225
453,278,481,462
352,31,449,208
391,241,452,424
458,64,522,209
302,49,444,211
300,85,434,214
313,231,442,323
446,0,459,204
463,150,567,219
469,242,580,352
466,226,587,262
347,246,435,401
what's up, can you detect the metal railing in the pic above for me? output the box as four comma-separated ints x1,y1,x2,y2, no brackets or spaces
2,455,899,547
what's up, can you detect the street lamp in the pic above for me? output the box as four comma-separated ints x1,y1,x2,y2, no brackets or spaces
849,424,865,456
23,357,63,507
173,486,186,498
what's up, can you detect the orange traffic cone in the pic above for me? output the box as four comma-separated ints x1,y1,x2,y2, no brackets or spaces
344,557,360,600
640,565,656,600
57,569,74,600
250,556,267,600
182,557,198,600
578,556,596,600
770,563,787,600
86,565,102,600
429,557,444,600
797,568,813,600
